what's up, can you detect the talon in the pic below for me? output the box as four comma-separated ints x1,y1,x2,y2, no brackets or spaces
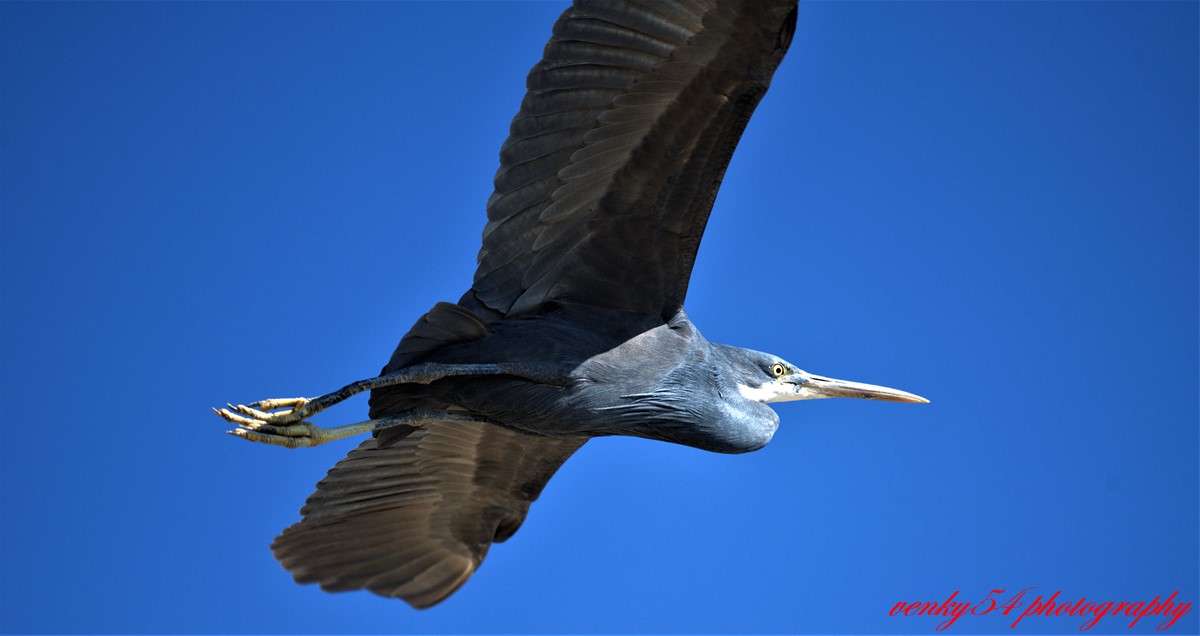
216,408,259,427
250,397,309,411
234,404,270,419
238,417,272,430
227,426,316,448
244,422,312,436
213,399,307,425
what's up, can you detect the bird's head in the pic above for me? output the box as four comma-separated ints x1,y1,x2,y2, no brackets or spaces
724,348,928,405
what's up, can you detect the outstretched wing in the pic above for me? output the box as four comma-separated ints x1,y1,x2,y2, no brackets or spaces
272,422,585,608
461,0,798,321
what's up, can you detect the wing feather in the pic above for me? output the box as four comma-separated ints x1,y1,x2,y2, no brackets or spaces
461,0,798,321
272,422,585,609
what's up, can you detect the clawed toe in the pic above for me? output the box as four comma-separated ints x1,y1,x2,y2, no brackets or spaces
227,426,321,448
215,410,326,447
213,396,311,426
213,396,330,447
213,407,258,426
248,397,309,411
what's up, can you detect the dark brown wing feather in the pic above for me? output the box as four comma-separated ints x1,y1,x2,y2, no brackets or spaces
277,302,583,608
462,0,798,321
272,422,585,608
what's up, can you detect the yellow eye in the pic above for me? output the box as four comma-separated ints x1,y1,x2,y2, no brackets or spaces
770,363,786,378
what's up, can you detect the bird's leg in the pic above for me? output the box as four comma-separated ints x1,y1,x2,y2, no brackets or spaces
220,408,498,448
214,361,570,425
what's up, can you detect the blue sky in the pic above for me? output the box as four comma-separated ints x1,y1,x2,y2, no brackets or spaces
1,1,1196,633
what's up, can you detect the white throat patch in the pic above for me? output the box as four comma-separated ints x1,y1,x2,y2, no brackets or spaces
737,380,826,404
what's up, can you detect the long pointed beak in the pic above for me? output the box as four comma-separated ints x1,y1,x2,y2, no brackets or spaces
783,373,929,404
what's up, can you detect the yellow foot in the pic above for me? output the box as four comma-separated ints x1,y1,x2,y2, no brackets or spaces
213,405,371,448
215,397,310,425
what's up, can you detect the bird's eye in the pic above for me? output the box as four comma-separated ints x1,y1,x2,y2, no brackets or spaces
770,363,786,378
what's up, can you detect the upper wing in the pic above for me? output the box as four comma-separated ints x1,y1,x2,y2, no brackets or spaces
462,0,798,321
271,421,585,608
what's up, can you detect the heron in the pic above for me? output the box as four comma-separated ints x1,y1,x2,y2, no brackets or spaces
216,0,927,609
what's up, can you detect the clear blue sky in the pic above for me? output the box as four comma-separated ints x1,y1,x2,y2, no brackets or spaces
2,1,1196,633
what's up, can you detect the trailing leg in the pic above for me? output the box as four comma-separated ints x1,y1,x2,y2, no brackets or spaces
213,361,571,427
220,407,499,448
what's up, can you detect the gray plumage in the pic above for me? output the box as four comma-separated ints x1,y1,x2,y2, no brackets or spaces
221,0,925,609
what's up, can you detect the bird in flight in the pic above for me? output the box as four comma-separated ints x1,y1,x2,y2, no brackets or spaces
216,0,926,609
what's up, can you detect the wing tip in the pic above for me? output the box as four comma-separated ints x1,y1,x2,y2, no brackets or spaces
272,524,478,609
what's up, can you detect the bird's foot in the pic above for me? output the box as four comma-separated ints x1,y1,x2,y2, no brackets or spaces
217,397,311,425
214,405,373,448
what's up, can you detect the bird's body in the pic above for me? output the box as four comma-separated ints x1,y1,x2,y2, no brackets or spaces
217,0,926,608
370,303,779,453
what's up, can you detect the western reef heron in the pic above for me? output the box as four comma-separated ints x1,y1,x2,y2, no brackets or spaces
216,0,927,608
